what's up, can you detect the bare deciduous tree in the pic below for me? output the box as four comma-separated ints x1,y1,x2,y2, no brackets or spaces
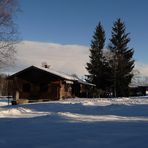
0,0,19,68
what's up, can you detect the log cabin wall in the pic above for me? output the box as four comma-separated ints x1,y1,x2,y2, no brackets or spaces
12,78,70,101
13,77,39,100
8,66,95,104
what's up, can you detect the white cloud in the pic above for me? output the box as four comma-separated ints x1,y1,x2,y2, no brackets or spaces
134,62,148,76
5,40,90,76
2,40,148,77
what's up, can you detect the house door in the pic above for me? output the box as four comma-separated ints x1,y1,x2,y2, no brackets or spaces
50,84,59,100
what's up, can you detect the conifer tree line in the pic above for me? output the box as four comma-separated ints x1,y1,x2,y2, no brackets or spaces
86,18,135,97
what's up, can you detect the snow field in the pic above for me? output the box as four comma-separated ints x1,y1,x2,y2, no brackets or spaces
0,97,148,148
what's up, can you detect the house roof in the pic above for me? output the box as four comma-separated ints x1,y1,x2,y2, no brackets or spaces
40,67,78,81
9,65,95,86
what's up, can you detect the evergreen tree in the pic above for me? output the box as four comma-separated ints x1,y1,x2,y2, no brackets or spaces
109,19,134,97
86,22,111,96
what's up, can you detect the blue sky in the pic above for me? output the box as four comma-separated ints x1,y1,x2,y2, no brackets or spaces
16,0,148,65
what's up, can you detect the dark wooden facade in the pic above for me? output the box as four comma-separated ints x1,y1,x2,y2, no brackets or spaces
8,66,94,104
129,86,147,96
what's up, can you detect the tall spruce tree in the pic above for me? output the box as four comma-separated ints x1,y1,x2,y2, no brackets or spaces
86,22,111,95
109,19,134,97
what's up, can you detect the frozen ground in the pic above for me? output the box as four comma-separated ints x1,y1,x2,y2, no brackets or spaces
0,97,10,107
0,97,148,148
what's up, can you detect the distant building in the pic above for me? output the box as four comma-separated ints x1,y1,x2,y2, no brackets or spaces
129,78,148,96
129,86,147,96
8,66,95,104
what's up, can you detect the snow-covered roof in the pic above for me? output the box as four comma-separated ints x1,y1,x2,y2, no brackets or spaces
36,66,95,86
38,66,77,81
71,75,95,86
130,76,148,88
9,65,95,86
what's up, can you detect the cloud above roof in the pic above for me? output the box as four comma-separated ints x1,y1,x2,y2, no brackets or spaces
2,40,148,77
4,41,90,76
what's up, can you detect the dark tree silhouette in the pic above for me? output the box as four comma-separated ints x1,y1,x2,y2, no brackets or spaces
86,22,111,96
109,18,135,97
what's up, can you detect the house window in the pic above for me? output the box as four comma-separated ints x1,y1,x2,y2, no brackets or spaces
23,83,31,92
40,83,48,92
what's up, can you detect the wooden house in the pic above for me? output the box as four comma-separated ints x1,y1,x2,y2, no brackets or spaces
8,66,95,104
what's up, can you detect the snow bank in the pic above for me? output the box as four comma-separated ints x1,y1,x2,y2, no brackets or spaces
0,107,50,118
59,97,148,106
0,97,9,107
58,112,148,122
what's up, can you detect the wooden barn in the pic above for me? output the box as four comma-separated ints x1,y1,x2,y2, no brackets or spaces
8,66,95,104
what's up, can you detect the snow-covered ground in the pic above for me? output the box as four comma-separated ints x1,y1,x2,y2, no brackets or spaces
0,97,10,107
0,97,148,148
